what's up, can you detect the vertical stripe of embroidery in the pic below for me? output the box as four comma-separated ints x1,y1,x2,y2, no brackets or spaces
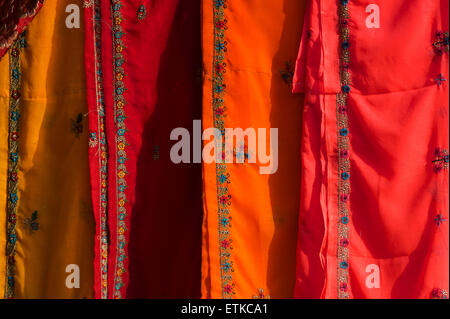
212,0,234,299
336,0,351,299
111,0,128,299
5,34,25,299
92,0,109,299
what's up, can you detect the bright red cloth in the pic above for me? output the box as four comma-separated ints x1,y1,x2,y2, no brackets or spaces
84,0,202,299
294,0,449,299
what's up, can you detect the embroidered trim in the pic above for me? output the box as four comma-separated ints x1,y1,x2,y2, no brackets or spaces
5,33,25,299
213,0,234,299
91,0,109,299
336,0,351,299
111,0,128,299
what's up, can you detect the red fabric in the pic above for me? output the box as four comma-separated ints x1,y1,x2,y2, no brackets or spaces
85,0,202,298
294,0,449,299
0,0,44,60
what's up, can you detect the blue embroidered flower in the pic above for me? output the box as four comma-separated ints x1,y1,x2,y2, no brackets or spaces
215,0,225,8
340,261,349,269
342,85,351,93
341,172,350,180
12,68,20,79
341,0,349,5
10,152,19,163
11,111,20,121
7,276,14,287
221,217,229,227
215,41,225,52
341,216,349,224
340,128,349,136
118,156,126,164
118,128,125,136
9,233,16,245
118,185,126,192
222,261,232,272
119,213,126,221
219,174,228,184
9,193,18,204
342,41,350,49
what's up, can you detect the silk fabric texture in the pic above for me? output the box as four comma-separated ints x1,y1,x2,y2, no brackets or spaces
0,0,94,298
84,0,203,298
293,0,449,298
201,0,306,299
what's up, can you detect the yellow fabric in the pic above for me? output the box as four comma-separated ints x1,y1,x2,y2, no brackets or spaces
0,1,94,298
201,0,306,298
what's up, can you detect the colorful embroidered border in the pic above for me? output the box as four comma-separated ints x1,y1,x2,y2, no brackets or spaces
88,0,110,299
111,0,128,299
212,0,235,298
5,34,25,299
336,0,351,299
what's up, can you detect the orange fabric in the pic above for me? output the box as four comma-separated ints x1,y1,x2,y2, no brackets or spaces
201,0,306,298
294,0,449,299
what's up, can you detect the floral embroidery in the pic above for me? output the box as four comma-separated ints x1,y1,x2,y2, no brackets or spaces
433,147,449,173
111,0,129,299
280,61,295,87
213,0,234,299
431,288,449,299
71,113,84,137
253,288,271,299
435,74,447,86
89,132,98,148
336,0,351,299
434,214,447,228
137,4,147,21
433,31,449,56
90,0,109,299
5,33,26,299
23,211,39,233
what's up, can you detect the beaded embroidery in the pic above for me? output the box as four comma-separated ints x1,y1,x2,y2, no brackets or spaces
213,0,235,299
111,0,129,299
89,0,109,299
5,33,26,299
336,0,351,299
